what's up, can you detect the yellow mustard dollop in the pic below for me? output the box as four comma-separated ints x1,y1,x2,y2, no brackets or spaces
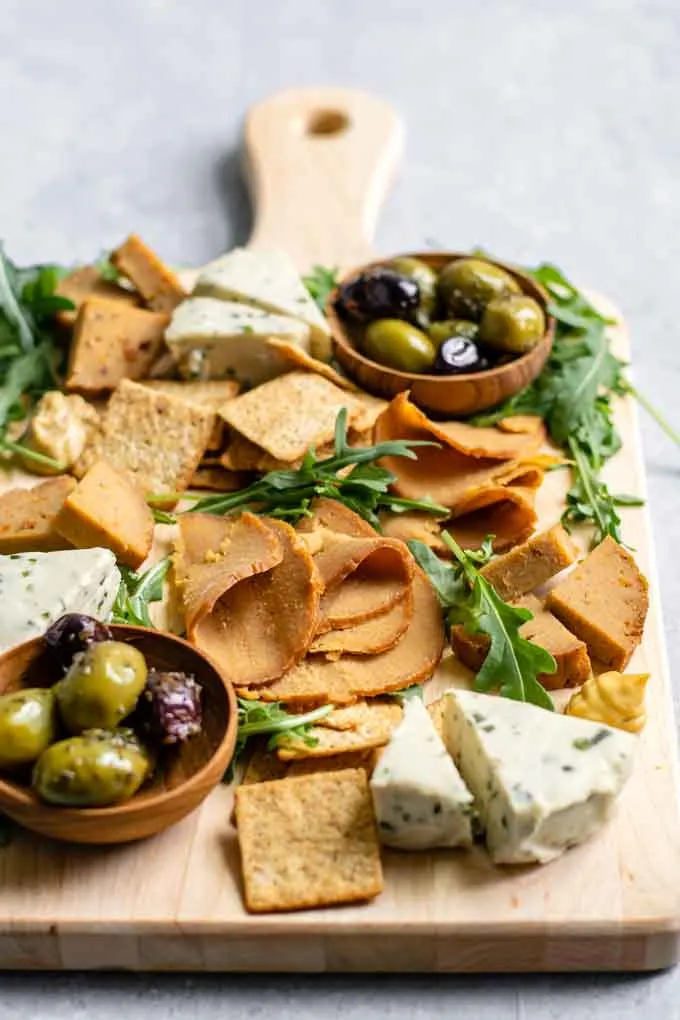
566,671,648,733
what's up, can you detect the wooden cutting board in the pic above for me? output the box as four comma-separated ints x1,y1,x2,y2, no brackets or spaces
1,87,679,973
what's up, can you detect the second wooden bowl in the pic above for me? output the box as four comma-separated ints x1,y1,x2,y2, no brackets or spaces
0,626,237,844
328,252,555,417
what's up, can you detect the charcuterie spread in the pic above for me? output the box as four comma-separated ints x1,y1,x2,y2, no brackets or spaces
0,230,670,926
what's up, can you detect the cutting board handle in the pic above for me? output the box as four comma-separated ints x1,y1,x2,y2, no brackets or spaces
244,87,404,271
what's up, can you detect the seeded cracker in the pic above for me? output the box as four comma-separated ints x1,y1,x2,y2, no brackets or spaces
234,769,383,913
84,379,215,500
276,701,402,761
220,371,363,462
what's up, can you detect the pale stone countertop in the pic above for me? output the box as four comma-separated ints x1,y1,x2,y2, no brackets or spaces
1,0,679,1015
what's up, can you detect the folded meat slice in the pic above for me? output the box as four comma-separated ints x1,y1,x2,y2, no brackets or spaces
309,586,413,656
243,569,445,705
176,512,321,687
372,394,554,552
310,529,414,634
298,497,376,539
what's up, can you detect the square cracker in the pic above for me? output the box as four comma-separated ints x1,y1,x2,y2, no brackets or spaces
80,379,215,498
276,701,402,761
220,371,362,462
234,769,383,913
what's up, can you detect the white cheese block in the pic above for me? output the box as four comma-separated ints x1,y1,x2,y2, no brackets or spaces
443,688,636,864
165,297,312,387
0,548,121,653
194,247,332,361
370,698,475,850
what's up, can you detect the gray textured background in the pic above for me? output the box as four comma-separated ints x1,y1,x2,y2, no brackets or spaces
1,0,679,1015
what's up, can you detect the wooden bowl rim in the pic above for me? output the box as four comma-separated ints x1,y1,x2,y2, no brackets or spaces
0,624,237,825
326,250,555,387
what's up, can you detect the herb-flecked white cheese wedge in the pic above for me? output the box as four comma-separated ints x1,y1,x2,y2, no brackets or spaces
165,297,311,386
370,698,476,850
443,688,636,865
0,548,121,653
194,247,332,361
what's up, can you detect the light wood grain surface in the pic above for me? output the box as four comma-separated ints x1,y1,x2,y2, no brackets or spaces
0,88,678,974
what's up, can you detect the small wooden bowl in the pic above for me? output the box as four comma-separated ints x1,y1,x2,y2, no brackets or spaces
327,252,555,417
0,626,237,845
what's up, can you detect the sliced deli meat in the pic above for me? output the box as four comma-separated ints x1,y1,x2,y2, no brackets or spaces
176,512,321,687
247,569,445,705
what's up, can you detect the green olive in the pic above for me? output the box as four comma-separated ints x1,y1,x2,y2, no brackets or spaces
437,258,520,320
55,641,148,734
362,319,437,373
427,319,479,347
0,688,57,771
388,257,438,324
478,295,546,354
32,728,152,807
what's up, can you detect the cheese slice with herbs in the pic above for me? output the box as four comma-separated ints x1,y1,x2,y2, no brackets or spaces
443,688,636,864
0,548,121,652
165,297,312,386
370,697,475,850
194,247,331,361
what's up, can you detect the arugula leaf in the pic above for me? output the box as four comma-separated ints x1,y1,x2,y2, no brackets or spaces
93,256,120,283
410,535,555,710
470,262,647,546
302,265,339,311
226,699,334,780
0,248,73,458
164,409,448,530
111,557,170,628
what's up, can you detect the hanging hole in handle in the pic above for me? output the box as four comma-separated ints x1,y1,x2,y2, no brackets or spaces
306,109,350,137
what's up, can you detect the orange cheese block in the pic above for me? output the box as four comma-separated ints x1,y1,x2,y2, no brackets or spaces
65,298,169,395
546,536,649,670
111,234,186,313
480,523,577,600
451,594,591,691
0,477,76,553
55,266,141,328
55,459,154,569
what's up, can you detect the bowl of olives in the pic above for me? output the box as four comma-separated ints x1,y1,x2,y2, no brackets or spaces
0,616,237,844
328,252,555,416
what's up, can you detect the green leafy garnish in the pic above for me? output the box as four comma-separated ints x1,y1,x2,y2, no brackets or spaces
470,265,628,542
410,534,555,710
470,262,676,545
93,256,120,283
0,247,73,461
226,698,334,780
302,265,339,311
389,684,424,702
111,556,170,628
171,408,447,530
151,507,177,526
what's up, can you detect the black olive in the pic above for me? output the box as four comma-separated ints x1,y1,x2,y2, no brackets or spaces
334,268,419,323
43,614,113,676
433,337,489,375
135,669,202,745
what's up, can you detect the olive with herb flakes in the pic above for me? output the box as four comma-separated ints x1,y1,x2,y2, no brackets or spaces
335,267,420,323
427,318,480,347
0,688,57,771
32,727,152,807
44,613,113,676
362,319,437,373
137,669,202,745
55,640,148,734
434,337,490,375
478,294,546,354
438,258,520,321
